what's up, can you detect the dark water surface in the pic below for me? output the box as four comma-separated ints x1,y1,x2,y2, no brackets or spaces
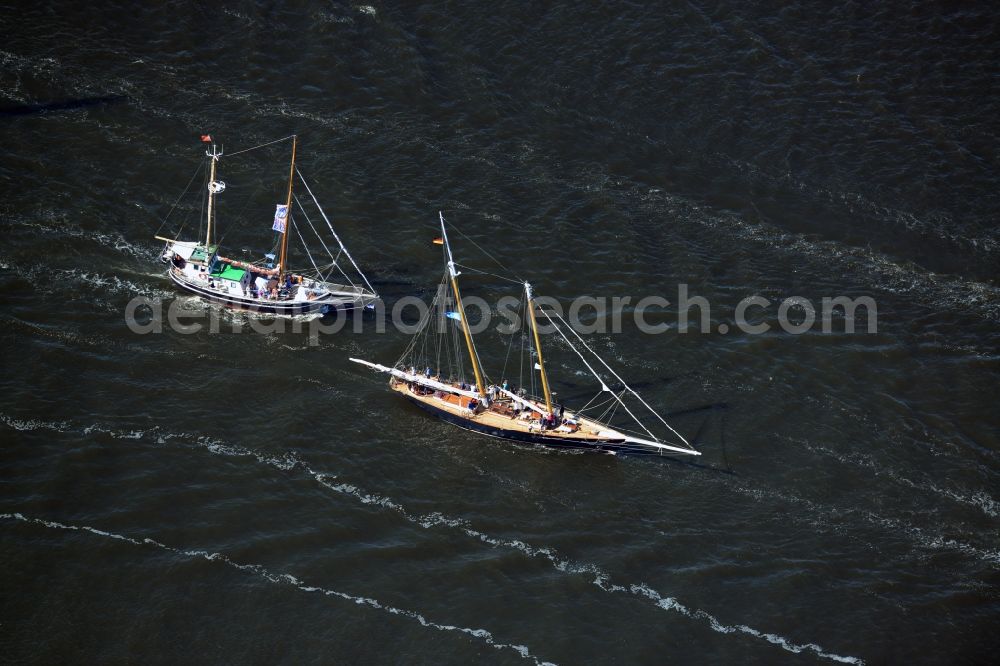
2,2,998,663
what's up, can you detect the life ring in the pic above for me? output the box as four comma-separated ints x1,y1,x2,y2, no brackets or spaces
198,273,208,281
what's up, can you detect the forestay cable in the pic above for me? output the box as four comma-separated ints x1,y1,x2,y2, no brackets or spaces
539,309,659,441
550,310,694,450
293,193,359,291
297,170,377,297
226,134,296,158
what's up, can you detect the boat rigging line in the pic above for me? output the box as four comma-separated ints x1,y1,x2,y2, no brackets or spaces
154,160,205,240
547,309,694,450
440,213,523,283
292,192,359,291
224,134,296,158
297,169,378,298
539,308,661,442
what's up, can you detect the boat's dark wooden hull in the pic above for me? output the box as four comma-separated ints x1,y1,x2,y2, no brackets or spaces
403,395,662,456
168,271,366,316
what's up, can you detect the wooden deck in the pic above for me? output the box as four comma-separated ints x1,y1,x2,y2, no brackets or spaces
390,380,614,441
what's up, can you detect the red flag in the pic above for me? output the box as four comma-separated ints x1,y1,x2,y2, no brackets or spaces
200,134,213,143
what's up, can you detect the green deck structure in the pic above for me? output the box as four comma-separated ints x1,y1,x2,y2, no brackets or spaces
210,264,247,282
189,245,218,263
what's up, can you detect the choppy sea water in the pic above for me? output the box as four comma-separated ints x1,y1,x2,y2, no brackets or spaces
1,2,998,663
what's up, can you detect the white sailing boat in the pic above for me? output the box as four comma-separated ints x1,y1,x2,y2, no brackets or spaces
157,135,378,315
351,214,701,456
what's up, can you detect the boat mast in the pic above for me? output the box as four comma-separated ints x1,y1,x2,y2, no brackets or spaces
205,142,223,248
278,135,297,282
525,282,554,415
439,212,486,398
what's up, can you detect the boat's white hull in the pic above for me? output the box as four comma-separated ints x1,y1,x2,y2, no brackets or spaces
166,267,374,315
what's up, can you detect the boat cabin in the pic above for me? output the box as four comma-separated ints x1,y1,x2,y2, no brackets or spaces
207,262,250,296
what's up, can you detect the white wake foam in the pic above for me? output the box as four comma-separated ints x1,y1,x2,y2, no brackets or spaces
797,438,1000,519
5,218,157,261
0,256,172,304
0,512,554,665
2,414,869,663
312,476,865,664
721,477,1000,566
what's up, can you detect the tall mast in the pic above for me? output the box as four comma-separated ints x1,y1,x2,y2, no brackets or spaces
205,142,222,248
278,135,297,281
439,212,486,398
525,282,554,415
